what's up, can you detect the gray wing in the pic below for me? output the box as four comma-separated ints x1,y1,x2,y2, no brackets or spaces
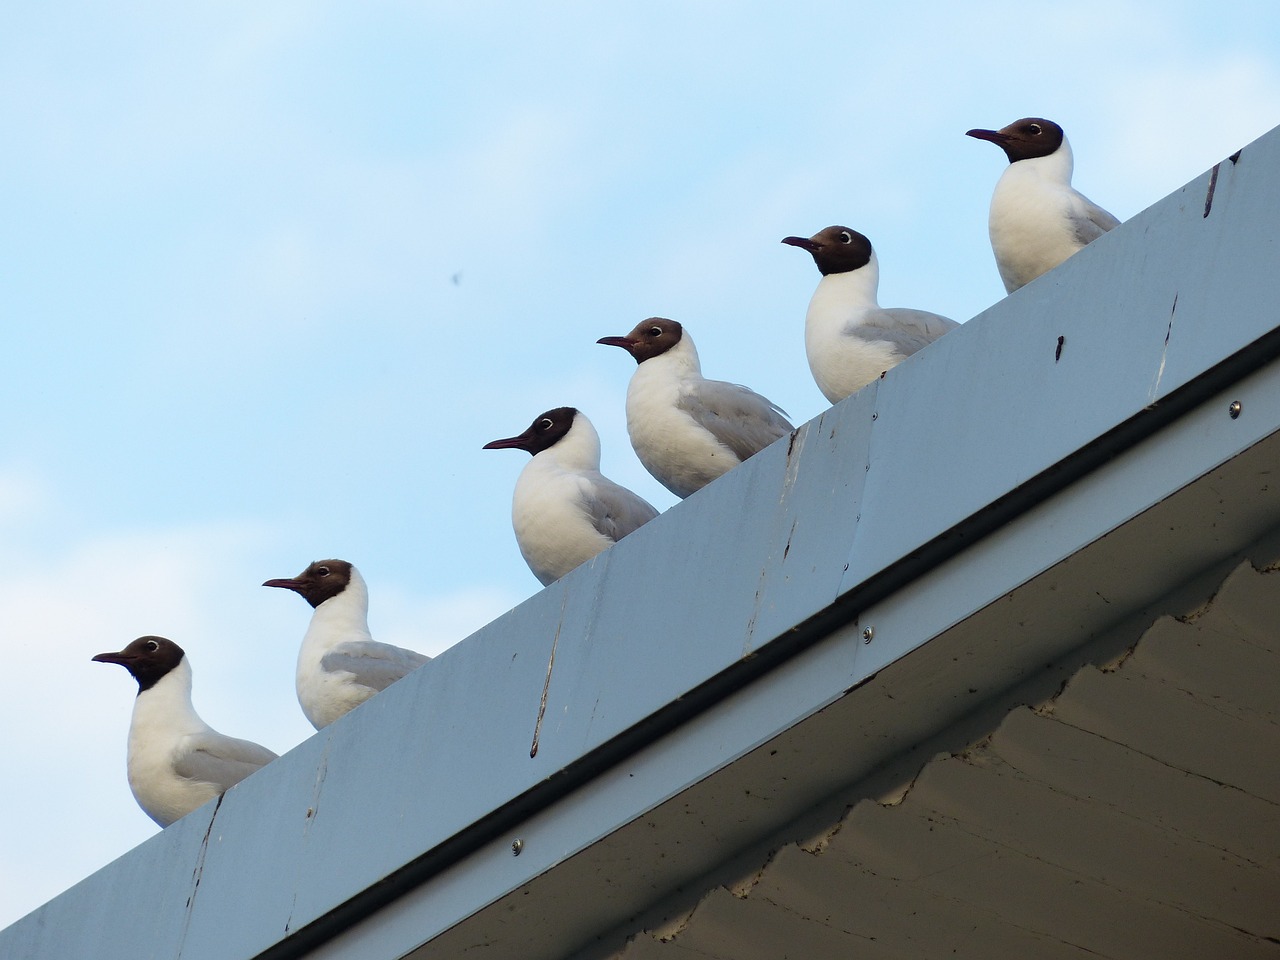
174,733,278,789
1069,192,1121,245
679,379,793,463
320,640,430,693
865,308,959,356
581,477,660,543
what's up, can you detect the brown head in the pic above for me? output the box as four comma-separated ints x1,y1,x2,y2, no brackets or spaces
483,407,578,456
92,636,186,693
597,318,684,365
781,226,874,276
263,559,354,609
966,117,1064,163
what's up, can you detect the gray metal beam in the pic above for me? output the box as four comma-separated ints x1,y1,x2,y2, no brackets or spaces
3,128,1278,960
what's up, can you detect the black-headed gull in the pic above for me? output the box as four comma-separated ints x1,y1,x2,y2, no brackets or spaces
967,117,1120,293
484,406,659,585
598,318,792,498
93,636,277,827
263,560,429,729
782,225,957,403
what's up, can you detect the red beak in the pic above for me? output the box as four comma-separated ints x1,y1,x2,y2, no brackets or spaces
262,578,305,592
597,336,637,352
965,127,1009,145
91,650,132,665
482,433,533,452
781,235,820,253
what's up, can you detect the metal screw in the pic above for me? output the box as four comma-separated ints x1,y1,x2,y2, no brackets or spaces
1229,400,1242,419
862,626,874,644
511,839,524,856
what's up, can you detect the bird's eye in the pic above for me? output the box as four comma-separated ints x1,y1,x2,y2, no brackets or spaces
648,326,662,337
1028,123,1042,135
146,640,159,652
838,231,853,244
317,566,330,577
539,418,554,431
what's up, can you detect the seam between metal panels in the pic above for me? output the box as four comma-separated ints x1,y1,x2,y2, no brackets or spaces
254,324,1280,960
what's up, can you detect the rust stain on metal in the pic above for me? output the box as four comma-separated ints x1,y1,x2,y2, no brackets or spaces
782,519,797,561
176,795,224,955
1203,162,1221,217
531,595,569,758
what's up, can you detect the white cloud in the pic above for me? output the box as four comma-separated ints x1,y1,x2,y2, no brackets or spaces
0,526,470,923
0,521,288,927
0,513,529,931
0,465,52,529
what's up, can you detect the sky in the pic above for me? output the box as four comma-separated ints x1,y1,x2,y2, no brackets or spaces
2,0,1278,931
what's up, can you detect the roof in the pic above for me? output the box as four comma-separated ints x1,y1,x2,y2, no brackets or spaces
608,555,1280,959
4,126,1280,960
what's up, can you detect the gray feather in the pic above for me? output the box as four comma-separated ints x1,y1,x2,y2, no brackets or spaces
173,734,277,787
678,380,792,463
582,478,660,543
320,640,430,693
859,308,959,356
1070,196,1121,246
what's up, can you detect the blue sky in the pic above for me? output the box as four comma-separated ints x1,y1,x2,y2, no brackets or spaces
2,1,1278,929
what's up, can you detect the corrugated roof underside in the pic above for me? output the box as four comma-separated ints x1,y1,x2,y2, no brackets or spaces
613,559,1280,960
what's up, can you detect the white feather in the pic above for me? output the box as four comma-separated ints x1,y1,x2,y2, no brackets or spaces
124,658,276,827
509,412,659,586
803,251,957,404
987,135,1120,293
295,566,429,729
625,332,792,498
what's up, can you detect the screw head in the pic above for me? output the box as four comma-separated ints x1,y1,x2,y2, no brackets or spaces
511,839,524,856
1229,400,1242,419
862,626,874,643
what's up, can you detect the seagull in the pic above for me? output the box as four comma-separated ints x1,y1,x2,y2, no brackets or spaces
263,560,429,730
484,407,660,585
92,636,278,828
782,226,958,403
966,117,1120,293
598,318,792,498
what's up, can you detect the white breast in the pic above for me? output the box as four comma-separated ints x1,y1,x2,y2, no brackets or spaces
512,456,617,585
625,349,741,498
987,146,1083,293
125,663,221,826
295,575,377,729
804,267,903,404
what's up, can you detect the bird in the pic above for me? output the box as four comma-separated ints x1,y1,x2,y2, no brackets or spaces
263,560,429,730
484,406,660,585
966,117,1120,293
781,225,958,403
598,318,792,498
92,636,278,828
